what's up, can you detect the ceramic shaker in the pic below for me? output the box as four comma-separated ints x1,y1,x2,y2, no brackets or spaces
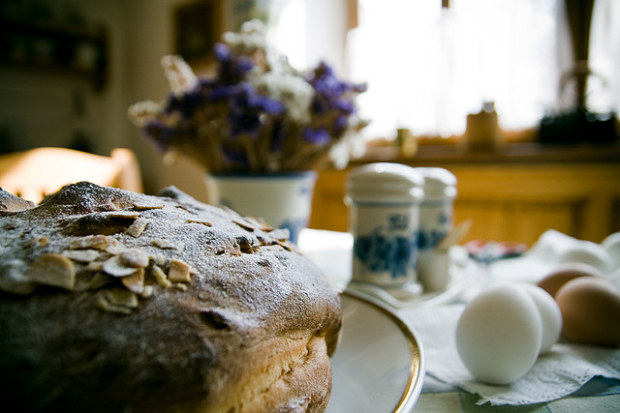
345,163,425,292
416,167,457,291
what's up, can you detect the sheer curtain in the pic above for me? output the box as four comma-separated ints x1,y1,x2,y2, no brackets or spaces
271,0,619,140
587,0,620,115
347,0,563,139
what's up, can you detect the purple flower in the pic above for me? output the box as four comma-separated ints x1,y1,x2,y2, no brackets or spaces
207,84,237,101
165,87,203,118
228,83,284,137
303,127,330,145
334,115,348,132
214,43,254,84
241,83,285,115
214,42,230,61
307,61,365,135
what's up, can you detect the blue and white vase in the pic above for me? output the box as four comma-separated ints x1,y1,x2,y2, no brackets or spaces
206,171,316,244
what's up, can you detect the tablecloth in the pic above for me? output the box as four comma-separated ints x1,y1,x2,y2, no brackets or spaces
298,229,620,412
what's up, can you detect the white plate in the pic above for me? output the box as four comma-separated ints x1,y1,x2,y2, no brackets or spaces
327,290,425,413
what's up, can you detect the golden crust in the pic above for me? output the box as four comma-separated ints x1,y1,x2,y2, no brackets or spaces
0,182,341,412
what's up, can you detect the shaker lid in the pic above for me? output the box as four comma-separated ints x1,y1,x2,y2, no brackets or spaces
416,167,457,199
346,162,424,202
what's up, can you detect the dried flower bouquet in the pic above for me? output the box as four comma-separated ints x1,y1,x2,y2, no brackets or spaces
129,20,367,174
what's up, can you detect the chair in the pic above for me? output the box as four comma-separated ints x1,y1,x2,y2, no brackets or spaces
0,147,143,204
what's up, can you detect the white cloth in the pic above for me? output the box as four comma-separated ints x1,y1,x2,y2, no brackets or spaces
400,303,620,406
298,228,620,406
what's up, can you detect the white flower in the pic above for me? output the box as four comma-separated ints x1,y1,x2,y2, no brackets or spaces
252,72,313,123
223,19,268,51
127,101,162,127
161,55,198,96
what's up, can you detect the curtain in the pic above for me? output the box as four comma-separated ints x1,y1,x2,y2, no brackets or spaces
271,0,619,140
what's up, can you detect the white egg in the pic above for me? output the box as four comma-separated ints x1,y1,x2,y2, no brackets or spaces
557,241,613,275
520,284,562,353
456,284,542,385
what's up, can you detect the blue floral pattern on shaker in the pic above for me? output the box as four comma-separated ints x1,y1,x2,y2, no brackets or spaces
417,229,448,250
354,228,418,279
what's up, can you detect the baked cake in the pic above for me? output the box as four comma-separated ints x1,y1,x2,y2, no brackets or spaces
0,182,341,412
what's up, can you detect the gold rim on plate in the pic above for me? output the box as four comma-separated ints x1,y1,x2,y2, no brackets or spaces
340,290,425,412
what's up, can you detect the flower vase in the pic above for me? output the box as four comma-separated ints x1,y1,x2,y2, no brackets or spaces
206,172,317,243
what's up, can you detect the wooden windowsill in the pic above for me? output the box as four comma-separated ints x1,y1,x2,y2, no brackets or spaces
311,140,620,243
353,141,620,166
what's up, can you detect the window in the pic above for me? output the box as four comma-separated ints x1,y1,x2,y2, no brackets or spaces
270,0,619,140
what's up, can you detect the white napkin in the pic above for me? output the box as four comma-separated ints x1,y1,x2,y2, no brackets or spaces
399,230,620,405
490,229,619,285
400,304,620,405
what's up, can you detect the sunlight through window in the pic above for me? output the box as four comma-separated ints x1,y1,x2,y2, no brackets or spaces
271,0,619,140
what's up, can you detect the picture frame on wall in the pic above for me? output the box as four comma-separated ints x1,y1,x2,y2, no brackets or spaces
174,0,221,64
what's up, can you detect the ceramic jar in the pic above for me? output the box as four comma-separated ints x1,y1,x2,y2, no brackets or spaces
345,163,425,289
416,167,457,290
416,167,457,250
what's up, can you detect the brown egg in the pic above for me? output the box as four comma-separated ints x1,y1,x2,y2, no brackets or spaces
536,263,602,298
555,277,620,347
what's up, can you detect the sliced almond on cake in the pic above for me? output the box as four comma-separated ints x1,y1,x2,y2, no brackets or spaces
29,253,75,290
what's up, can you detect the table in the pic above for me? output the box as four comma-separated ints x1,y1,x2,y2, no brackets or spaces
297,229,620,412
